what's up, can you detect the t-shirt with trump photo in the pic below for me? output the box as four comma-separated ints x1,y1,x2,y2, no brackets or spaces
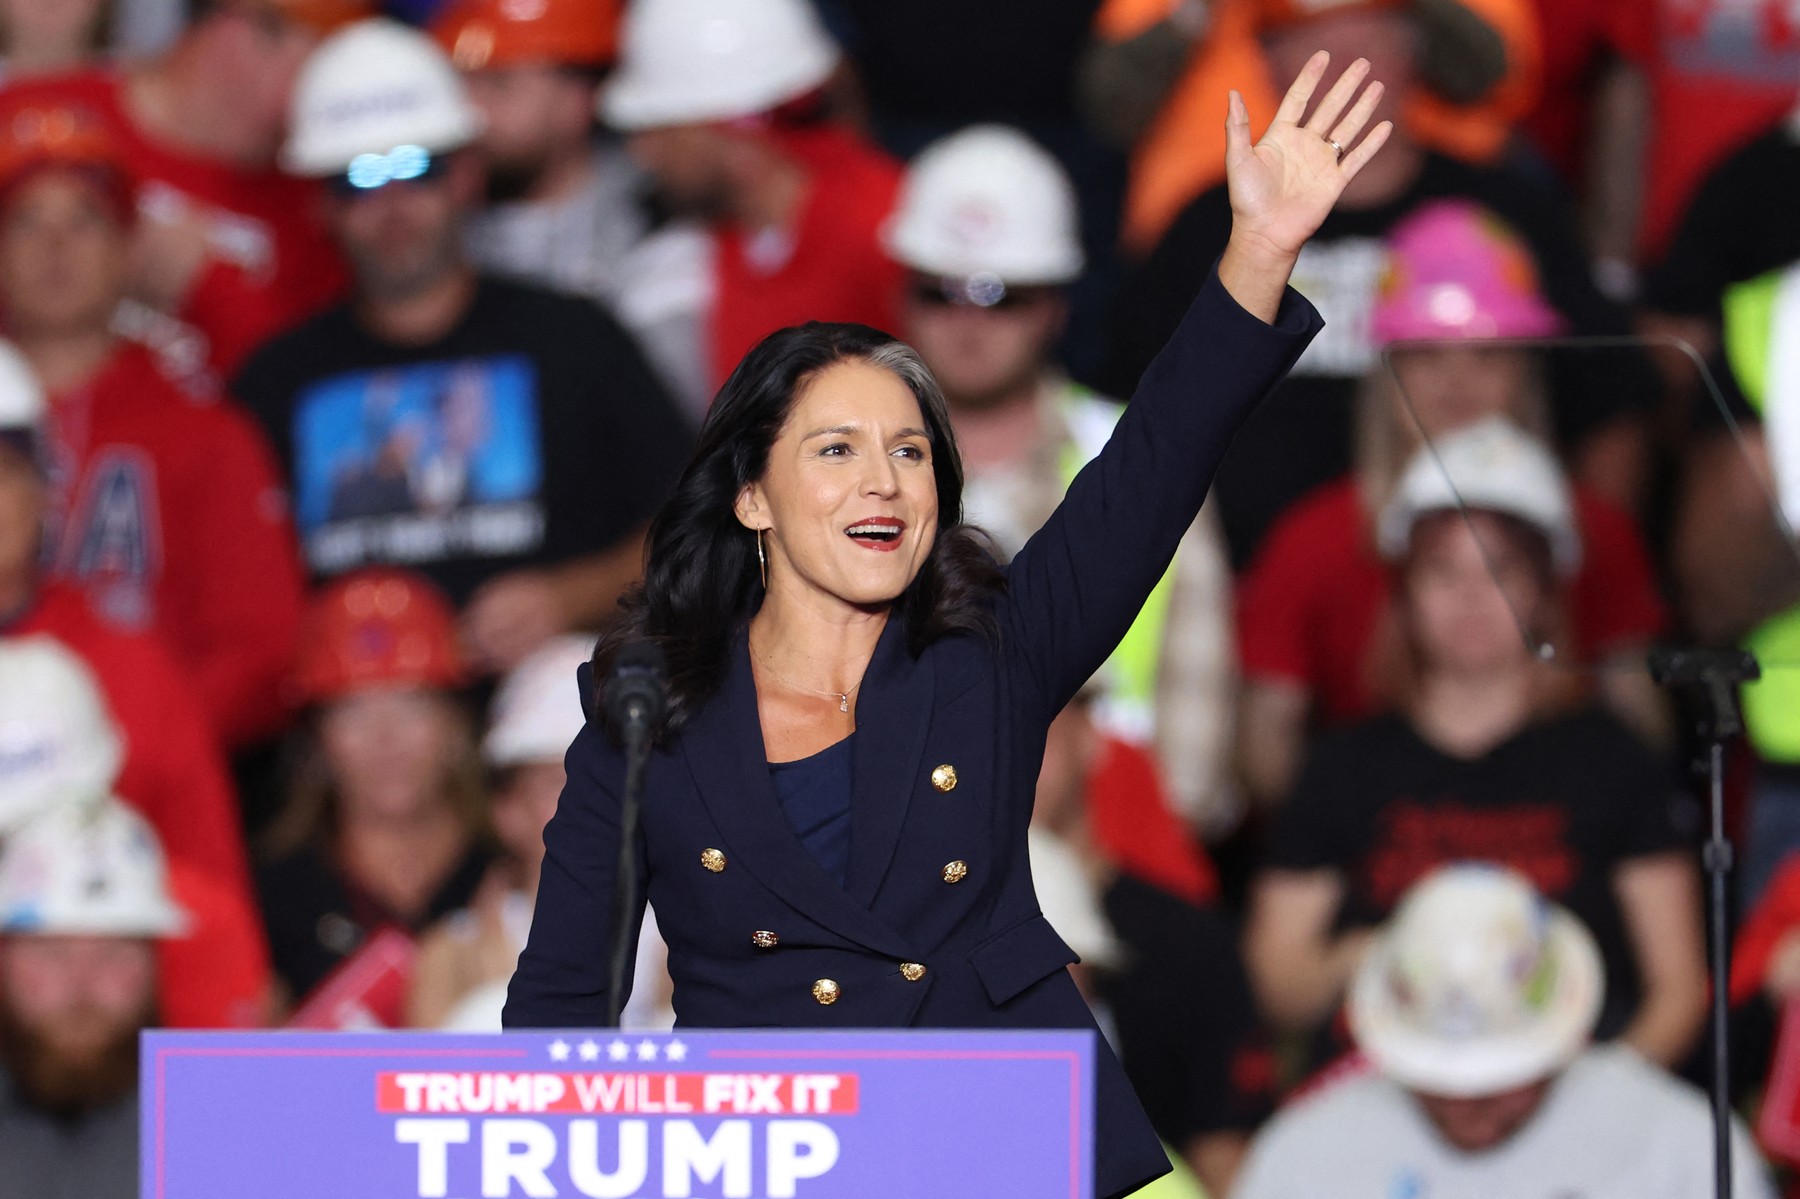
232,277,693,606
1266,707,1692,1043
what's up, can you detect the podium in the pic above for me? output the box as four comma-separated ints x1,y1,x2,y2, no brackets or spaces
142,1028,1096,1198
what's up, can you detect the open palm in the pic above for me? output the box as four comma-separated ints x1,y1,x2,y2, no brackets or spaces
1226,53,1391,262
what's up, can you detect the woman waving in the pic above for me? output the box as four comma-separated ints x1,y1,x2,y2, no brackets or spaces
507,55,1389,1198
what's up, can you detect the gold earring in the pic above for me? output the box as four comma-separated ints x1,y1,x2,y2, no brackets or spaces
756,528,767,588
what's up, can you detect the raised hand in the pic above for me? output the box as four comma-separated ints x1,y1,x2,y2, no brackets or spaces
1218,52,1390,320
1228,52,1389,259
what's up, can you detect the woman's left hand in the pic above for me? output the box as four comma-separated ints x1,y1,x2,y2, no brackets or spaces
1225,52,1390,265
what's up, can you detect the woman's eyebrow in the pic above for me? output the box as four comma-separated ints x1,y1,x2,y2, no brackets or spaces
800,424,932,441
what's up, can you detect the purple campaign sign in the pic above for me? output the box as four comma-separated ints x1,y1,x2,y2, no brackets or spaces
143,1029,1094,1198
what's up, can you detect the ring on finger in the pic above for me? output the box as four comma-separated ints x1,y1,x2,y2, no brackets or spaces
1325,136,1346,164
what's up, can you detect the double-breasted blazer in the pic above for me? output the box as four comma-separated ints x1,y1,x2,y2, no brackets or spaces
505,269,1322,1198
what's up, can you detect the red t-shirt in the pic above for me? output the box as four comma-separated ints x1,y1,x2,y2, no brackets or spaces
42,341,306,747
1236,476,1667,724
8,585,272,1027
0,69,346,378
708,126,904,389
1607,0,1800,260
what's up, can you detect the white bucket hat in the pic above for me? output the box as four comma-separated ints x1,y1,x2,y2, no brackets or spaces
1349,863,1603,1098
1377,415,1582,575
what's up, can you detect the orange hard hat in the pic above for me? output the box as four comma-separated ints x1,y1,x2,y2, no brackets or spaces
229,0,381,35
431,0,623,71
0,100,129,211
293,569,465,705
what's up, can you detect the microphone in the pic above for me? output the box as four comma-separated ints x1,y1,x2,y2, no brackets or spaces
601,640,666,1027
603,641,668,748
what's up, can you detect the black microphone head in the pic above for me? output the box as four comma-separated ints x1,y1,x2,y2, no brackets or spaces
615,640,667,676
603,640,669,731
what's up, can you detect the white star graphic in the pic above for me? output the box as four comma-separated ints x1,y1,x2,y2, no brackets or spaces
664,1040,688,1062
577,1039,601,1062
548,1038,571,1062
636,1039,659,1062
607,1039,631,1062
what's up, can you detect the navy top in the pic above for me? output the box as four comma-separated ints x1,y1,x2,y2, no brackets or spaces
768,735,856,887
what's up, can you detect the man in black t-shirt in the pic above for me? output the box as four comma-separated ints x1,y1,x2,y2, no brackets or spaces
1098,5,1645,566
236,20,692,674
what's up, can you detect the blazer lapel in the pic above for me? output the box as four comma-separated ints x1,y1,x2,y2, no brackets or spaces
681,632,916,961
844,618,934,907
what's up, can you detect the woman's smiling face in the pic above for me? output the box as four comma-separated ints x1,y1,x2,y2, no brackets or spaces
736,359,941,612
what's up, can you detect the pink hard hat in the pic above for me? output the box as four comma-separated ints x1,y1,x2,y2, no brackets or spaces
1370,200,1565,346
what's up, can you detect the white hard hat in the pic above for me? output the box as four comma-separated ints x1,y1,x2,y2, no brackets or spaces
1349,863,1603,1098
885,125,1084,287
1027,827,1123,970
0,798,189,937
483,633,595,767
283,17,483,177
0,637,123,835
602,0,840,131
0,340,45,435
1377,416,1581,574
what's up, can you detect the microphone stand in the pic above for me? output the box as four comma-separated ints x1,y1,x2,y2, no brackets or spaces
605,713,652,1029
600,643,667,1030
1647,647,1761,1199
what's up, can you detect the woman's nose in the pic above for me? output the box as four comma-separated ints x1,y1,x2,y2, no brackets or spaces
861,454,900,497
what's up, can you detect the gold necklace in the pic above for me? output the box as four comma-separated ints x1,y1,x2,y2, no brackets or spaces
753,649,862,713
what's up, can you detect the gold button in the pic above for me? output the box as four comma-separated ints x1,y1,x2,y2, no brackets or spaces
700,848,727,873
900,962,927,982
942,859,968,884
811,978,840,1005
751,930,779,949
930,763,958,793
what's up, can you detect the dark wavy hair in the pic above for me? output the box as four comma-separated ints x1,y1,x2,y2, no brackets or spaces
593,322,1005,737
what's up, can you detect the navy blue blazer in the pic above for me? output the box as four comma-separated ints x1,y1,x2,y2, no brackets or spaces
505,270,1321,1198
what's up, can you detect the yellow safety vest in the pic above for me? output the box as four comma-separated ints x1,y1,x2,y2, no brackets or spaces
1056,385,1181,736
1720,267,1800,760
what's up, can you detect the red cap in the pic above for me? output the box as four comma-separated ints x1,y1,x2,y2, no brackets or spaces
293,569,464,705
431,0,623,70
0,100,130,215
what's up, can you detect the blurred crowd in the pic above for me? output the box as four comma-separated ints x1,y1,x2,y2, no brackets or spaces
4,0,1800,1195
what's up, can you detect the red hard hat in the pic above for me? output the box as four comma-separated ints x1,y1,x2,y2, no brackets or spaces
293,569,464,705
431,0,623,70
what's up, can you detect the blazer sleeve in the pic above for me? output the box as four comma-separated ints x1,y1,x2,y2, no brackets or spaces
503,679,648,1029
1002,265,1321,714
